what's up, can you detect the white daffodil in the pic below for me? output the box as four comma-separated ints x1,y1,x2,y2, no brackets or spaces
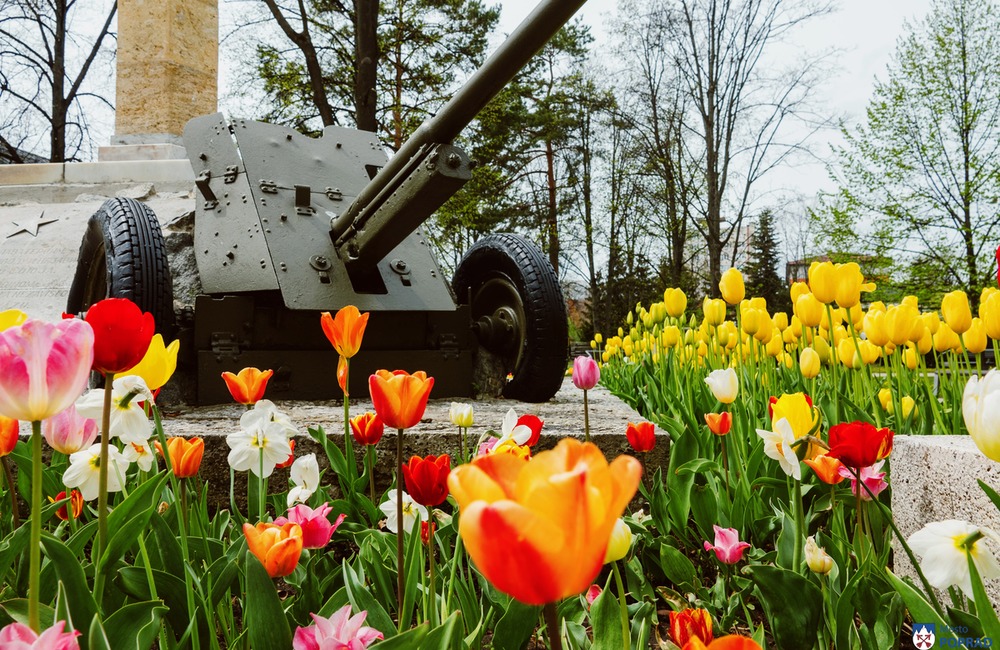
75,375,154,445
908,519,1000,598
122,439,156,473
227,404,294,478
287,453,320,507
241,399,299,438
63,443,130,501
756,418,801,480
495,408,531,446
449,403,474,428
379,489,427,534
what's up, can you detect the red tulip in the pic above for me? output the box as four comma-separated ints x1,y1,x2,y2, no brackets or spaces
826,421,893,470
85,298,155,375
402,454,451,507
350,412,384,446
48,490,83,521
669,608,713,648
368,370,433,430
625,421,655,452
517,414,544,447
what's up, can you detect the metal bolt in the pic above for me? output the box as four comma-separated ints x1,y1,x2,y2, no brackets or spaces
446,152,461,168
226,251,234,259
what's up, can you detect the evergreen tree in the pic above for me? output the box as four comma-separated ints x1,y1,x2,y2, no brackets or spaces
744,210,791,314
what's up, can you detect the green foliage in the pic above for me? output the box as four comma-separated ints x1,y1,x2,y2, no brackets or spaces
744,210,791,314
820,0,1000,295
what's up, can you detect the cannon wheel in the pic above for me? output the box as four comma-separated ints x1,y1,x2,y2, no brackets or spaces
66,198,174,335
453,233,567,402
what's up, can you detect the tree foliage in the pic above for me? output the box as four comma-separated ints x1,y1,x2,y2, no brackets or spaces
744,209,790,313
821,0,1000,297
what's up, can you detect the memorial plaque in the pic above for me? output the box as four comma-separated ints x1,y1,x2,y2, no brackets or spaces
0,196,195,320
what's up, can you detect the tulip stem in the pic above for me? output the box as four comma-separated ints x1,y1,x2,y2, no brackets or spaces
428,522,436,628
259,448,266,521
583,390,591,443
444,532,463,618
612,562,630,650
1,455,18,530
396,427,404,621
367,445,376,504
94,371,115,604
28,421,42,633
543,602,562,650
791,477,804,573
343,359,357,482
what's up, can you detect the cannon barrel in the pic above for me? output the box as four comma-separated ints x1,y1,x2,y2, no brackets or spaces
330,0,588,266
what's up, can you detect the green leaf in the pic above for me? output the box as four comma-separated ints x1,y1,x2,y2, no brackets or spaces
885,569,968,649
674,458,722,476
967,552,1000,640
39,535,98,636
746,565,822,650
99,508,154,576
116,567,189,636
422,611,464,650
103,601,168,650
978,480,1000,514
368,623,429,650
88,614,112,650
0,599,54,631
107,471,169,535
245,555,292,649
0,525,30,585
343,558,396,637
590,577,626,650
658,542,696,587
666,431,698,533
492,598,540,650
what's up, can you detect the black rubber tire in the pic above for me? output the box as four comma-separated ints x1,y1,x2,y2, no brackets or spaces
453,233,568,402
66,198,175,335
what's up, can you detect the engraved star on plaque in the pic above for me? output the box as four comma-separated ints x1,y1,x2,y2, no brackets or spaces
5,213,58,239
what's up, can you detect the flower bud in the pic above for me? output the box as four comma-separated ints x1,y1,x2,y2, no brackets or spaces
805,536,833,574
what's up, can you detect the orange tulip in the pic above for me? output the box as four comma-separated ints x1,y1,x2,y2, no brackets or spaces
337,355,349,394
221,367,273,405
669,609,713,647
448,438,641,605
803,454,845,485
683,636,763,650
321,306,369,359
704,412,732,436
368,370,434,430
157,437,204,478
243,522,303,578
0,414,17,456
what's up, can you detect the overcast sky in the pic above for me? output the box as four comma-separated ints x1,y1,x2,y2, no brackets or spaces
498,0,933,201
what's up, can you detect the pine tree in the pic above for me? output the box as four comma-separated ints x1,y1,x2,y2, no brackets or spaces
744,210,791,314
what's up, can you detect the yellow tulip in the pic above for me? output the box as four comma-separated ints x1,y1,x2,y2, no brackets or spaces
902,295,919,309
916,328,932,355
934,323,961,353
941,290,972,335
662,326,680,347
795,293,824,328
878,388,892,411
790,281,810,305
863,309,889,347
837,338,859,369
765,334,783,358
719,322,739,350
754,316,774,343
663,288,688,317
922,311,940,336
719,269,745,305
902,344,919,370
981,292,1000,340
859,340,882,365
814,335,832,364
808,261,837,304
799,347,821,378
741,307,762,335
782,326,798,345
749,297,768,311
964,318,987,354
848,304,865,329
773,312,789,331
869,301,886,313
121,334,180,391
594,333,603,344
0,309,28,331
781,352,795,369
702,298,726,326
834,262,875,309
900,396,916,420
885,304,919,347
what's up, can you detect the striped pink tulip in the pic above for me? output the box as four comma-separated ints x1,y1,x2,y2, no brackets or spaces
0,319,94,422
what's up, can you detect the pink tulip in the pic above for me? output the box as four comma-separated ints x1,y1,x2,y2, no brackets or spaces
276,503,346,549
703,525,751,564
572,355,601,390
42,405,97,455
838,460,888,502
293,605,383,650
0,620,80,649
0,319,93,423
585,584,602,607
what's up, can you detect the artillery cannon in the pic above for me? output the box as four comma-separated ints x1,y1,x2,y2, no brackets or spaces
66,0,582,404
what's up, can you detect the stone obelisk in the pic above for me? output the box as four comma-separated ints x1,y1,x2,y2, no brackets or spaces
99,0,218,161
